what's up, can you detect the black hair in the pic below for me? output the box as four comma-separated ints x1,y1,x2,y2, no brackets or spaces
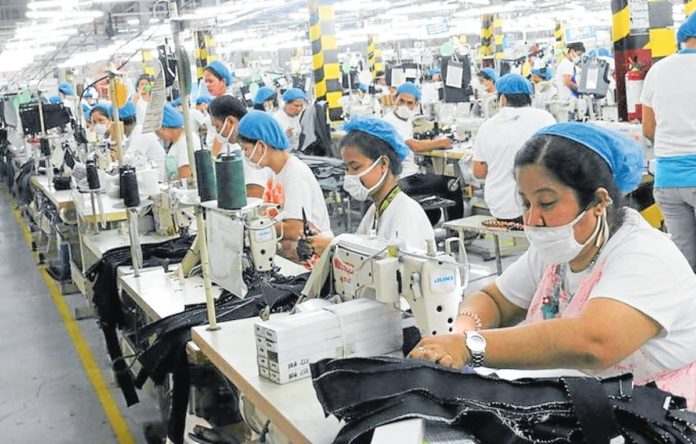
252,104,265,111
238,134,259,146
120,115,137,126
501,93,532,108
203,66,225,82
339,130,402,176
514,134,625,232
567,42,586,53
478,72,495,82
209,95,247,121
135,75,151,89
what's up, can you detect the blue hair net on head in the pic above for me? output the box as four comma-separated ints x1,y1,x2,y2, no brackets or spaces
357,83,368,93
478,67,498,82
343,116,410,161
253,86,276,105
58,82,74,96
116,100,136,120
238,110,289,150
90,103,113,120
282,88,307,103
428,67,441,77
396,82,421,101
196,96,212,105
82,103,92,117
534,122,644,193
496,73,533,95
677,12,696,43
48,95,63,104
205,60,233,86
531,68,553,81
171,98,182,107
161,103,184,128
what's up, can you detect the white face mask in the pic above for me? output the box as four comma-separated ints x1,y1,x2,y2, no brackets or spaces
245,142,267,170
214,119,233,145
395,105,415,120
342,158,387,202
524,208,606,265
94,123,108,137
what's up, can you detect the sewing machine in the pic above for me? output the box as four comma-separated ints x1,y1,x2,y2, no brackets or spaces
303,234,469,337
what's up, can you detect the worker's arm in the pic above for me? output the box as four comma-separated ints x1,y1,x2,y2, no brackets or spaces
275,219,304,241
246,184,264,199
473,161,488,179
178,165,191,179
563,74,577,90
405,137,452,153
642,105,656,143
452,282,528,333
309,235,334,257
211,138,223,157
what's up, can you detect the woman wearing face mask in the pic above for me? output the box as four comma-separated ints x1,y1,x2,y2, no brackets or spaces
310,117,435,257
208,95,272,199
156,103,201,180
410,123,696,408
237,110,333,259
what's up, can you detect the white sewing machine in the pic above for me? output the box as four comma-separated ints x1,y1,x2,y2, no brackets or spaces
303,234,469,337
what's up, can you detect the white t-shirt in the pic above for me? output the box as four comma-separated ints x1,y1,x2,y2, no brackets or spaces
640,53,696,158
273,109,302,152
382,111,419,179
496,208,696,370
265,156,333,235
555,58,577,100
135,98,149,125
356,191,434,251
126,125,167,181
473,107,556,219
167,133,202,170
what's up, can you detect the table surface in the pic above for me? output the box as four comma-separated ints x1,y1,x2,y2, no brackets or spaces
420,146,472,160
30,175,75,210
192,317,341,444
73,189,128,223
445,215,528,238
83,229,179,261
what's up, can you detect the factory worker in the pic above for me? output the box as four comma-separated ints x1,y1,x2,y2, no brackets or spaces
382,82,460,223
132,75,152,125
208,95,272,199
156,103,201,180
475,68,499,118
252,86,278,112
238,110,333,257
421,67,442,106
203,60,234,98
556,42,585,100
477,68,498,95
90,101,166,180
273,88,306,152
57,82,77,116
310,117,435,256
411,123,696,409
530,68,557,109
189,96,212,140
640,12,696,271
473,74,556,222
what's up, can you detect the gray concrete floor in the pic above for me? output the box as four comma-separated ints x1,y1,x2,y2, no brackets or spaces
0,189,160,444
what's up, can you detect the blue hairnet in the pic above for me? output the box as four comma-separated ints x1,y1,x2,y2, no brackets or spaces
204,60,233,86
117,100,136,120
343,116,410,161
196,96,212,105
48,95,63,104
396,82,421,101
496,73,533,95
478,67,498,82
161,103,184,128
282,88,307,103
89,103,112,120
357,83,368,93
82,103,91,117
534,122,644,193
253,86,276,105
58,82,74,96
171,98,182,107
428,67,442,77
677,11,696,43
531,68,553,81
238,110,289,150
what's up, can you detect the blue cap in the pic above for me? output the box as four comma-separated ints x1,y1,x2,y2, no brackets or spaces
496,73,533,96
677,11,696,43
344,116,410,161
238,110,289,150
428,67,441,77
196,96,212,105
161,103,184,128
171,98,182,107
89,103,112,120
48,95,63,104
253,86,276,105
396,82,421,101
204,60,233,86
534,122,644,193
531,68,553,81
117,100,136,120
478,67,498,82
58,82,74,96
282,88,307,103
82,103,91,117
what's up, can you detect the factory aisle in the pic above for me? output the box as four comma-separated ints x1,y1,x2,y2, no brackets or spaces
0,189,159,444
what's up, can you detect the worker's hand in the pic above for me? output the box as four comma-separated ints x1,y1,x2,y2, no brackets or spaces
309,235,333,257
408,334,470,369
437,137,453,150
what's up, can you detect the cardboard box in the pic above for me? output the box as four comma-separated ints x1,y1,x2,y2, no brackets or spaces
255,310,338,342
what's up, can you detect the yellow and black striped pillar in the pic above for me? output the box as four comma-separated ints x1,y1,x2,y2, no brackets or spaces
367,35,385,79
480,14,495,63
646,0,677,63
195,30,217,81
555,20,566,62
687,0,696,17
141,50,156,77
493,16,504,63
308,0,343,122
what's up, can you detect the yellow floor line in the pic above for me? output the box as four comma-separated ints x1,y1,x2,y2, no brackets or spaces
11,204,136,444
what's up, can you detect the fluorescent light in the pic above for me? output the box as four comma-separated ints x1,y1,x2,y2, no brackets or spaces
25,9,103,19
27,0,78,10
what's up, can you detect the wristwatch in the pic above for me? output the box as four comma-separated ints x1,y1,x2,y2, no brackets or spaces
464,331,487,367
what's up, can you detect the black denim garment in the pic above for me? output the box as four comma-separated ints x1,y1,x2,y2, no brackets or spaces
311,356,696,444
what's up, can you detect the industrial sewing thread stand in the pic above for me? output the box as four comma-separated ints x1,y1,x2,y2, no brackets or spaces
171,1,219,330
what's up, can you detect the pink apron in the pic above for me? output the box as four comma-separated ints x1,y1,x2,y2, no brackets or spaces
526,262,696,409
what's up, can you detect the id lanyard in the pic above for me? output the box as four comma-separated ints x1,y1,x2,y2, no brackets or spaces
372,186,401,233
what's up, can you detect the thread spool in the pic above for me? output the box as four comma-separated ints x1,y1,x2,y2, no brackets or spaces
216,152,247,210
121,168,141,208
119,165,135,198
86,160,100,190
195,149,217,202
